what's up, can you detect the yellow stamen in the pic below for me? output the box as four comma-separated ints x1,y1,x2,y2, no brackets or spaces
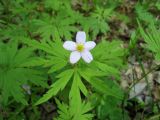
76,44,84,52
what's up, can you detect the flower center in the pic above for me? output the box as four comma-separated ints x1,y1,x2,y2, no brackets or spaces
76,44,84,52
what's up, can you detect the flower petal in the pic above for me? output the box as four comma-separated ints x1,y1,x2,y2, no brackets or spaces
81,50,93,63
76,31,86,44
70,51,81,64
84,41,96,50
63,41,76,51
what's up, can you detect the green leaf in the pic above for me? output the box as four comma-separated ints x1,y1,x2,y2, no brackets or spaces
135,3,155,24
0,41,47,105
24,38,69,73
48,58,68,73
54,98,72,120
55,99,93,120
138,21,160,60
35,69,74,105
69,71,82,115
53,72,93,120
94,61,120,77
79,68,124,100
32,11,77,41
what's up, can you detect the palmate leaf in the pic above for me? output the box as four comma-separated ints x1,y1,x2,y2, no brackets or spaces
94,61,119,77
0,13,38,42
0,70,27,105
10,0,37,16
135,3,155,24
44,0,62,10
69,71,93,120
91,40,125,79
0,24,28,42
94,95,130,120
24,38,69,73
90,19,109,38
78,68,123,100
32,17,59,41
54,72,93,120
92,40,124,63
138,21,160,60
70,101,93,120
44,0,71,11
37,69,73,103
35,69,74,105
75,40,125,100
80,6,114,39
54,98,93,120
0,41,47,105
32,11,77,41
80,17,110,40
54,98,72,120
91,6,114,20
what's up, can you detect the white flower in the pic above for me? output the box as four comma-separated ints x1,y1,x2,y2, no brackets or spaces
63,31,96,64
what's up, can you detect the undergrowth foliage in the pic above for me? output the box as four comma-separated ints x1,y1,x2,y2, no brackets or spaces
0,40,47,105
138,22,160,60
0,0,160,120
